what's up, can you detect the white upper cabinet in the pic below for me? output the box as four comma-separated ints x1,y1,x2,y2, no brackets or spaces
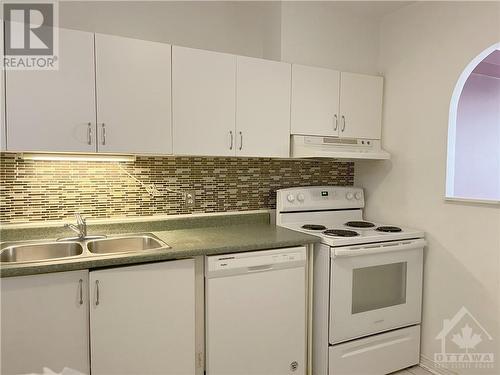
1,271,90,375
90,260,196,375
339,72,383,140
1,23,5,151
236,56,291,158
5,28,96,152
291,64,341,137
173,46,236,156
95,34,172,154
291,65,384,141
3,26,383,156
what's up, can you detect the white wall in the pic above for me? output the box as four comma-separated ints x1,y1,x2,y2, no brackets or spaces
59,1,387,75
59,1,281,60
59,1,386,73
280,1,381,74
356,2,500,374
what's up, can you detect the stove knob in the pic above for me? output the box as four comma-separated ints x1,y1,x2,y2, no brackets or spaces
297,193,305,202
287,194,295,202
355,192,362,200
346,192,354,200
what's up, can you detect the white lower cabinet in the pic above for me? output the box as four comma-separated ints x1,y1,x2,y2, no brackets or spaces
1,260,196,375
90,259,196,375
1,270,90,375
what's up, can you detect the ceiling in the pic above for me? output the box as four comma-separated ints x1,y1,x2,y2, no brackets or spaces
473,50,500,79
483,49,500,66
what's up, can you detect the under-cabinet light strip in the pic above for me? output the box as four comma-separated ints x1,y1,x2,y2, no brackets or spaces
20,153,136,162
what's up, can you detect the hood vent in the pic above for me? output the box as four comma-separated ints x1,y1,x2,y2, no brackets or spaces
290,135,390,160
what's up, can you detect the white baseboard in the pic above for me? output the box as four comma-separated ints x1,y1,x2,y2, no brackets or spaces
420,354,459,375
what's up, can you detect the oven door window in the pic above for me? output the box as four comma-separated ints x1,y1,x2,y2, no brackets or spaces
351,262,407,314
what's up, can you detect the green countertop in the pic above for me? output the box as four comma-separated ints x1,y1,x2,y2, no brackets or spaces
0,213,320,277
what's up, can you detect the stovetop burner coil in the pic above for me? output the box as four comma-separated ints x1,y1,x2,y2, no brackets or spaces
301,224,327,231
345,221,376,228
323,229,360,237
376,226,402,233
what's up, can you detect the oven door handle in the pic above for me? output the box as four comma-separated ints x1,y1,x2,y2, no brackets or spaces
333,238,426,257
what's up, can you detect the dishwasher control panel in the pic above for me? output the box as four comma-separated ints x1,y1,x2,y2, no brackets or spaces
206,246,307,274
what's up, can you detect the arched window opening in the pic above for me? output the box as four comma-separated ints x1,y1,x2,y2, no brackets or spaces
446,44,500,203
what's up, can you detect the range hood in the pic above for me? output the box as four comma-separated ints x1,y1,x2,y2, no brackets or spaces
290,135,390,160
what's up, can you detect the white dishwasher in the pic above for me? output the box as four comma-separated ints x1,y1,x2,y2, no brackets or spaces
206,246,307,375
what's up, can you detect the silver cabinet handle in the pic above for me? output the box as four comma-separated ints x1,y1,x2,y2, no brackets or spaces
341,115,346,132
95,280,100,306
79,279,83,305
229,131,233,150
333,115,338,131
87,123,92,145
100,123,106,146
239,131,243,151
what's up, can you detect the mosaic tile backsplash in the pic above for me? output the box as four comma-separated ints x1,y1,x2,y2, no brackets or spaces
0,153,354,224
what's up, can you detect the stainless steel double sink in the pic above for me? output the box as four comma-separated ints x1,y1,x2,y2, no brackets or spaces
0,234,170,264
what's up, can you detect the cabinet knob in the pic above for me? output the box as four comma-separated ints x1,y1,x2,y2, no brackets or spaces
239,131,243,151
341,115,346,132
333,115,338,131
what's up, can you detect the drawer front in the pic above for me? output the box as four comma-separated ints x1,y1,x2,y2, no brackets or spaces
329,325,420,375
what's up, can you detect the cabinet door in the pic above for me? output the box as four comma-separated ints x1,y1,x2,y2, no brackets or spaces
5,28,96,152
236,56,291,157
291,64,340,137
90,259,196,375
1,270,90,375
339,72,383,140
172,46,236,156
95,34,172,154
1,23,5,151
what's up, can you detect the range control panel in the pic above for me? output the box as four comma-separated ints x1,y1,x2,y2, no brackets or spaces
276,186,364,212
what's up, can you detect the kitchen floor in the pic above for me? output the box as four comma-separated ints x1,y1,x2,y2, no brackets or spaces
393,366,433,375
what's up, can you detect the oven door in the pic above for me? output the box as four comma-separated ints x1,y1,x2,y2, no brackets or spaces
329,238,425,344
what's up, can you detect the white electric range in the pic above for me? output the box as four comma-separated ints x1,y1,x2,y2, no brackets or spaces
276,186,426,375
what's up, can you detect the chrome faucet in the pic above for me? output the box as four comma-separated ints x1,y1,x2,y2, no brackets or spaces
58,213,105,242
65,213,87,240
